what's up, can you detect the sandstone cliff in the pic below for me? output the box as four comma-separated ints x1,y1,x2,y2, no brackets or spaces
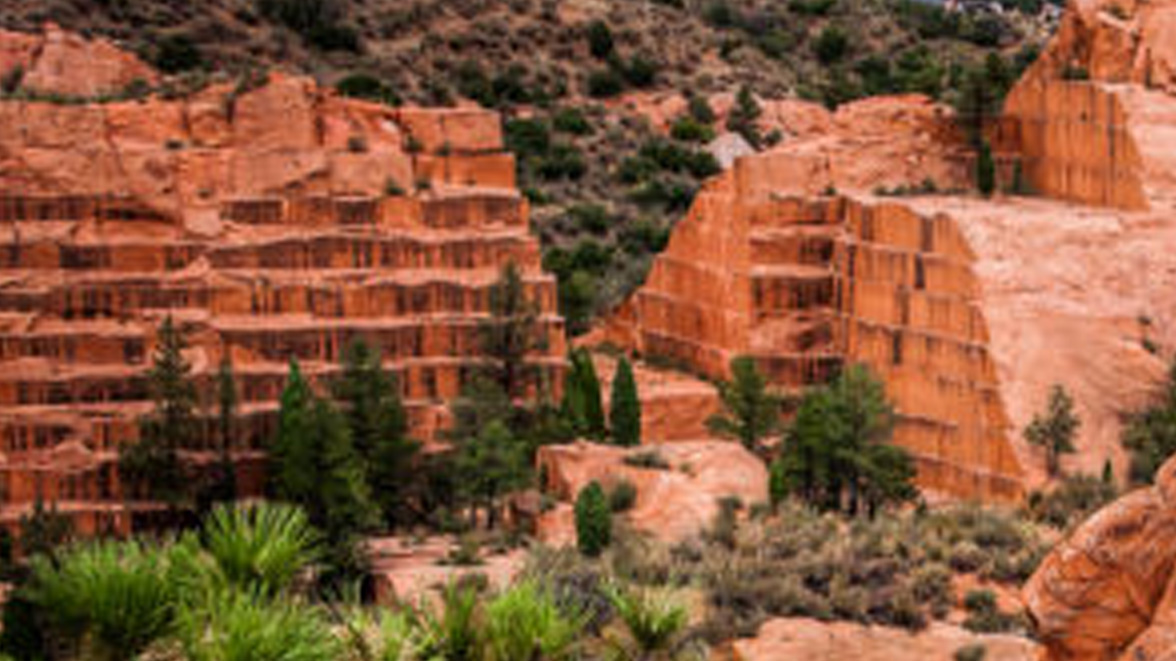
0,28,565,536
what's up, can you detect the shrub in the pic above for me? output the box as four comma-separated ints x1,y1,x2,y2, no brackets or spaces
155,35,203,74
623,451,670,470
575,482,612,557
609,479,638,512
621,55,658,88
504,118,551,158
814,26,850,65
670,116,716,143
553,107,593,135
976,139,996,197
956,644,988,661
569,204,611,236
587,20,615,59
537,143,587,180
336,73,400,106
1027,473,1116,529
587,69,625,98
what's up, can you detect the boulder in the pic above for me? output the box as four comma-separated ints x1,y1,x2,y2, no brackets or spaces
1024,457,1176,660
536,440,768,544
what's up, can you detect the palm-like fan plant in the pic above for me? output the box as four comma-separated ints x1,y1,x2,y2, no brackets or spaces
604,585,702,661
200,502,319,595
483,581,583,661
175,588,340,661
27,540,176,661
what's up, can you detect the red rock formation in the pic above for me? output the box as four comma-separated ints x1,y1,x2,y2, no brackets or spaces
535,440,767,544
1024,458,1176,660
0,28,565,536
599,180,1023,501
0,23,156,98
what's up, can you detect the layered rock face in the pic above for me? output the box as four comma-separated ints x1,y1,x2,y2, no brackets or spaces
999,0,1176,209
0,30,564,535
1024,458,1176,660
601,173,1023,501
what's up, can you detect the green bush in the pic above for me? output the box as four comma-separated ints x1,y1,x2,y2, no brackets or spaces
609,480,638,512
670,117,716,143
537,143,587,180
623,451,670,470
587,20,615,59
814,26,850,64
587,69,625,98
1027,473,1117,529
336,73,400,106
553,107,593,135
155,35,203,74
575,482,612,557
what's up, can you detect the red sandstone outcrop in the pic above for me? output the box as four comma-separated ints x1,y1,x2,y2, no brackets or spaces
535,441,767,544
597,188,1024,501
1019,0,1176,93
1024,458,1176,660
0,23,157,97
731,617,1039,660
367,536,525,604
0,27,565,536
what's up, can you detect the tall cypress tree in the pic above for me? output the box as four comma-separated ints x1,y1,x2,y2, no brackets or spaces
119,316,196,507
199,356,238,510
269,359,316,503
334,339,420,527
610,356,641,447
562,348,606,440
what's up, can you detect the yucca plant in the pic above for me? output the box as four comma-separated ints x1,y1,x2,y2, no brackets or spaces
414,582,483,661
175,588,340,661
604,585,703,661
339,607,419,661
201,502,319,595
27,539,176,661
484,581,583,661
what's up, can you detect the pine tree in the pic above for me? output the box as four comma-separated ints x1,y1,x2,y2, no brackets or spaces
119,316,196,507
1024,384,1080,478
610,357,641,447
454,420,530,529
269,360,316,503
707,356,781,457
334,339,420,527
574,481,611,557
778,364,911,515
479,262,546,400
562,348,606,440
202,356,238,507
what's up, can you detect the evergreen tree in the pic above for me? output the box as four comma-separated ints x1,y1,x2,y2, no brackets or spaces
454,420,530,529
726,85,763,148
707,356,781,457
18,498,73,559
479,262,546,400
562,348,606,440
776,365,912,515
119,316,196,507
976,139,996,197
1024,384,1080,478
574,481,611,557
609,357,641,447
200,356,239,509
1123,360,1176,484
334,339,420,527
269,360,316,503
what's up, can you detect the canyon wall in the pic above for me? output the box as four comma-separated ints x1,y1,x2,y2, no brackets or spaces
0,30,565,535
602,163,1023,500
